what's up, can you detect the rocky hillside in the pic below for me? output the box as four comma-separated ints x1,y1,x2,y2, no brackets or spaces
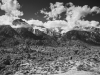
60,28,100,46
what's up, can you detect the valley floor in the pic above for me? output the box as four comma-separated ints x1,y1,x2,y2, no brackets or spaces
0,43,100,75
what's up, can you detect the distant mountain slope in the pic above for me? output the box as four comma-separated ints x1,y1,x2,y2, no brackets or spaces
60,28,100,45
1,18,100,47
0,25,58,47
0,25,21,46
0,25,19,38
14,27,39,39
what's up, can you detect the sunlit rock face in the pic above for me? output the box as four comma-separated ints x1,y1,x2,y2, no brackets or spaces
60,27,100,45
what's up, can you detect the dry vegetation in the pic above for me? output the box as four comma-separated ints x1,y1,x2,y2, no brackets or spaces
0,42,100,75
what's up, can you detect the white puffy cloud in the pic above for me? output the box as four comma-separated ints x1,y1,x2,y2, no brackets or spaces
0,0,23,17
0,15,13,25
0,15,19,25
66,2,100,23
27,19,43,26
65,2,100,32
40,2,100,33
27,19,46,32
41,2,66,20
43,20,67,28
77,20,100,27
0,0,23,25
91,6,100,13
43,20,68,33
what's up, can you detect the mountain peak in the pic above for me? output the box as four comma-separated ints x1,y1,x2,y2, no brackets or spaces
12,19,30,28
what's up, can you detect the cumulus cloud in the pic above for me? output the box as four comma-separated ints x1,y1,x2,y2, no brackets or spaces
0,0,23,25
0,15,13,25
0,0,23,17
40,2,100,33
44,20,71,33
91,6,100,13
77,20,100,27
64,2,100,32
27,19,46,32
41,2,66,20
43,20,67,28
27,19,43,26
66,2,100,24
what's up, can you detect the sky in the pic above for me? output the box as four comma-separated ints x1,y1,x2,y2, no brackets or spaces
19,0,100,22
0,0,100,33
0,0,100,22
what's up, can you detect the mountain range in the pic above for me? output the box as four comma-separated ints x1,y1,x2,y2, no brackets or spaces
0,19,100,47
